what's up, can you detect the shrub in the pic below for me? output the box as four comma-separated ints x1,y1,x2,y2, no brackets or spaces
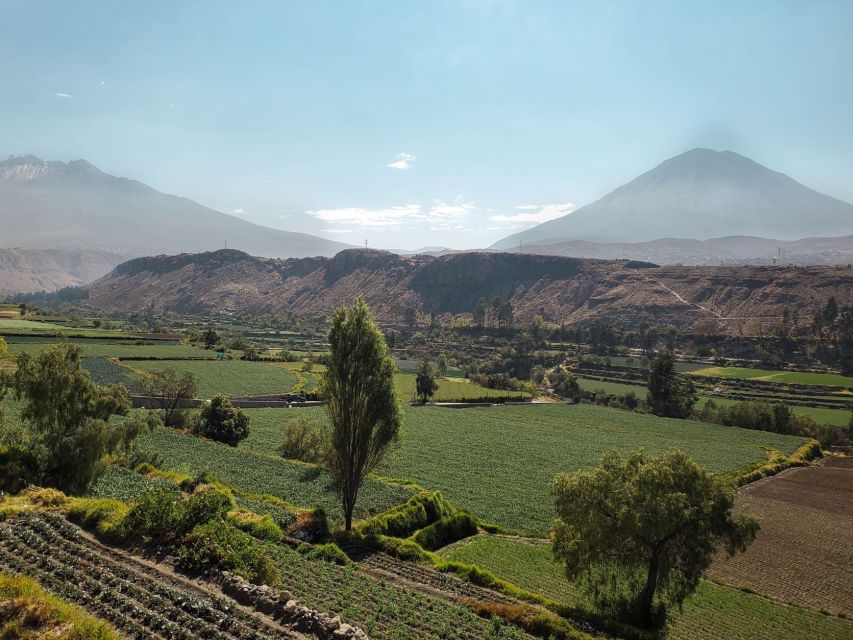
354,492,456,538
181,487,234,532
179,521,280,585
0,445,38,494
192,395,250,446
121,488,185,543
462,600,592,640
278,415,329,464
227,510,283,542
412,512,479,551
20,487,69,508
306,542,350,565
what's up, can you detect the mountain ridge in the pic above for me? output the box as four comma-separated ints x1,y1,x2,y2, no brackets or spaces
491,148,853,249
84,248,853,337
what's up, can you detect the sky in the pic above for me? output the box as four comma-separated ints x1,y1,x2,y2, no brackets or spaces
1,0,852,250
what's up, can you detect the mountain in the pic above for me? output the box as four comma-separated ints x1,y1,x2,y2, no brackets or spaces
508,234,853,266
0,248,125,293
0,155,352,259
491,149,853,249
84,249,853,336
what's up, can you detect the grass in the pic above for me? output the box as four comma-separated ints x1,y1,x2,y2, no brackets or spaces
577,377,645,395
237,404,805,536
394,372,527,402
441,535,851,640
0,572,120,639
688,366,853,388
133,425,414,526
124,359,299,397
86,464,178,502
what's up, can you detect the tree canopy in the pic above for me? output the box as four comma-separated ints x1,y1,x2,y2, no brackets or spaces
416,358,439,404
646,352,696,419
322,298,401,530
0,343,148,494
552,449,758,629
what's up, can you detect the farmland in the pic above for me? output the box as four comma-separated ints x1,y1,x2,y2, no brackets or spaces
687,366,853,388
440,535,853,640
134,425,414,526
709,460,853,617
394,372,527,402
125,359,299,397
236,404,805,535
7,340,212,359
0,317,134,338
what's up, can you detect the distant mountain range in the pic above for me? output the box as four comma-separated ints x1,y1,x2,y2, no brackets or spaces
84,248,853,336
0,155,351,258
492,148,853,249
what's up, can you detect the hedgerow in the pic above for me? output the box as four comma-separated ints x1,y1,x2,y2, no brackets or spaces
178,520,281,585
353,491,456,538
412,512,479,551
227,510,283,542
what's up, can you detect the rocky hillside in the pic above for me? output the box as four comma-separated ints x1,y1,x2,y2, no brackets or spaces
0,248,125,293
86,249,853,335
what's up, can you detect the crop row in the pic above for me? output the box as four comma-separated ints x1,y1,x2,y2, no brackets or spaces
263,544,531,640
0,513,299,640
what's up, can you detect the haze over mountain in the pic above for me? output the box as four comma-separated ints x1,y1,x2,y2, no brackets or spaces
492,149,853,250
0,155,352,259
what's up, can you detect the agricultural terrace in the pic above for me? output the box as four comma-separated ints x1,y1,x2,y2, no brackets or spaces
236,404,806,536
440,535,853,640
0,317,134,338
687,365,853,388
710,459,853,618
124,359,300,397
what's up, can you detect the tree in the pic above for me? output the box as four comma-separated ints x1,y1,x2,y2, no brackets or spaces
193,395,249,446
474,298,488,328
552,449,758,629
203,328,220,349
530,314,546,347
436,352,449,378
415,358,439,404
403,306,418,329
647,352,696,418
322,298,401,530
136,367,198,427
0,337,11,360
549,369,582,403
0,343,147,494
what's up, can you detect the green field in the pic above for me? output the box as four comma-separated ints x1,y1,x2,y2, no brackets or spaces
396,358,465,378
134,425,414,526
394,373,527,402
577,377,645,395
8,340,212,360
0,318,133,338
125,359,299,397
441,535,852,640
237,404,805,536
688,366,853,388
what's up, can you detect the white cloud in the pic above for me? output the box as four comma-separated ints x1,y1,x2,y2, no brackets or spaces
387,152,415,170
54,92,73,98
217,207,248,217
491,202,576,224
324,228,356,234
308,204,421,227
307,197,476,228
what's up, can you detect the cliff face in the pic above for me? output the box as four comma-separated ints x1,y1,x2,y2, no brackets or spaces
87,249,853,335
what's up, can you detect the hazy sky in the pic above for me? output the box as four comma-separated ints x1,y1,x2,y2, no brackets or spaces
2,0,852,250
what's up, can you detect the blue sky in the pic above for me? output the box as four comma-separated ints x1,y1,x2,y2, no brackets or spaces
1,0,851,249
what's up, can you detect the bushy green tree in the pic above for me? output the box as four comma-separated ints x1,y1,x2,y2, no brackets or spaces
548,369,582,403
416,358,439,404
203,328,220,349
0,343,147,494
436,352,449,378
552,450,758,629
136,367,198,427
192,395,249,446
278,415,329,464
647,352,696,418
0,337,11,360
323,298,401,530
